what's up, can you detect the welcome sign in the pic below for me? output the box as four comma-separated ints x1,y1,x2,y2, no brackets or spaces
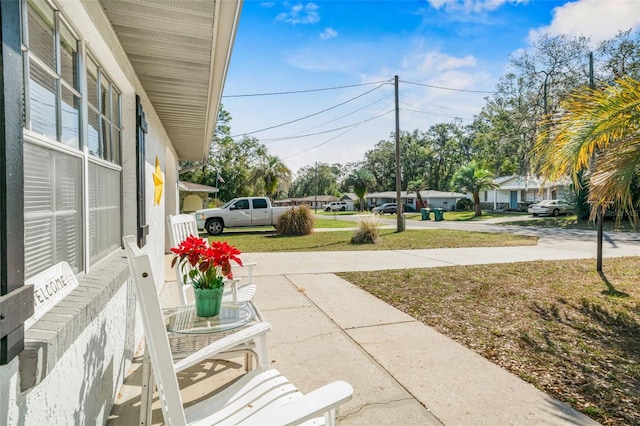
25,262,79,329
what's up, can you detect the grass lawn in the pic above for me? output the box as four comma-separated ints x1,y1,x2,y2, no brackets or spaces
381,210,528,221
501,215,638,232
315,210,360,216
209,228,538,252
338,257,640,426
313,218,361,228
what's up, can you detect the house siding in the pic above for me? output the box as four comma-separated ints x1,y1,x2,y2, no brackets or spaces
0,1,182,422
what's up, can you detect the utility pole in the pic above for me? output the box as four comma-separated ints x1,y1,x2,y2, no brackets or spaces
394,75,404,232
314,162,318,213
590,52,603,272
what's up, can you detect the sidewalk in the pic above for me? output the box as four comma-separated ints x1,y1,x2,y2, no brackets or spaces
110,234,639,424
235,238,638,425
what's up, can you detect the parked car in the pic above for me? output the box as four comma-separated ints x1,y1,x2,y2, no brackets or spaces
324,201,348,212
528,200,574,217
194,197,288,235
372,203,397,215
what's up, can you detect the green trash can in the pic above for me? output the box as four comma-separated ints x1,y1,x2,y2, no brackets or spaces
433,208,444,221
420,208,430,221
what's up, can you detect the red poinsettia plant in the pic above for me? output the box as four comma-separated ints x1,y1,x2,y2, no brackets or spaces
170,235,243,290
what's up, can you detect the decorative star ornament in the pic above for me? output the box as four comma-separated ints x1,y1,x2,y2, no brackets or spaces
153,156,163,206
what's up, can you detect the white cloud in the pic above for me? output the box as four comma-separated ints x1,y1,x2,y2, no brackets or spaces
419,50,477,73
319,27,338,40
260,2,275,8
276,2,320,25
529,0,640,44
427,0,528,13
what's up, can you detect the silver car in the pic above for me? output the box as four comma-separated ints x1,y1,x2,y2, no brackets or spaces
528,200,574,217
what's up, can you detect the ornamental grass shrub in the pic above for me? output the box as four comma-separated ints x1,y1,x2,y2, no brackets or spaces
351,219,379,244
276,205,315,236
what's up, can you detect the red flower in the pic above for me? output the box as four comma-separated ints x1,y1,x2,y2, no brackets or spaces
171,236,243,289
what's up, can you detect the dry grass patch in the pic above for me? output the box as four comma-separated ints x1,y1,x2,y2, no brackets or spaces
338,257,640,426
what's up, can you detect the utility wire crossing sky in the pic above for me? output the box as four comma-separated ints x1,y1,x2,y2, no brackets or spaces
221,0,640,174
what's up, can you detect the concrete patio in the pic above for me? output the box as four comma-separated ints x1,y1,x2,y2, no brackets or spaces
107,226,640,424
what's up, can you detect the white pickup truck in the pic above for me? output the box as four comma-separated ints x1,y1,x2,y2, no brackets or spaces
194,197,288,236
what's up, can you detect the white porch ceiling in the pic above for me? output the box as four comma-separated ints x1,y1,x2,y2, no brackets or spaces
99,0,242,161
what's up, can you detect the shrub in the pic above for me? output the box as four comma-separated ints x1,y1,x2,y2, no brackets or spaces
351,219,379,244
275,205,315,236
456,198,473,211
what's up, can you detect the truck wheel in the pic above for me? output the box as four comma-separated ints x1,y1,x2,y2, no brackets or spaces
341,206,346,211
552,209,560,217
205,219,224,236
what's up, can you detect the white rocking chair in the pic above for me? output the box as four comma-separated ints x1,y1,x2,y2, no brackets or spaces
123,236,353,425
167,214,257,305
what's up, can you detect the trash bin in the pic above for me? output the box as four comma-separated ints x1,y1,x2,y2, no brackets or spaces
433,208,444,221
420,208,430,221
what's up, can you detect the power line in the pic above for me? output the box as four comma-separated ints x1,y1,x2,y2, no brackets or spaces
400,101,476,119
222,79,392,98
282,106,394,160
261,106,394,142
230,82,389,137
260,93,394,144
400,101,475,115
401,107,472,120
401,79,494,94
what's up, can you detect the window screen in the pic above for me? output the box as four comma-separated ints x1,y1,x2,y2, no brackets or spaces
88,162,121,265
24,143,83,278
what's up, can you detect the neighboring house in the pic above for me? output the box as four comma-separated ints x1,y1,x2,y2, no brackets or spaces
366,191,468,211
178,180,219,213
0,0,242,423
478,176,572,211
340,193,358,210
274,195,340,210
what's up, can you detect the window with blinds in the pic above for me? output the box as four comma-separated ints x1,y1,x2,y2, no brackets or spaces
22,0,122,278
24,143,82,277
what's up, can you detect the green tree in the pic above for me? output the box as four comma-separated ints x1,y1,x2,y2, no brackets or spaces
407,178,427,209
534,76,640,221
345,168,376,212
251,154,292,200
450,162,497,217
363,139,396,191
289,163,341,198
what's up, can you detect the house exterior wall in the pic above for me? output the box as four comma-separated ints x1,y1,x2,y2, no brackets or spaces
477,176,573,210
0,1,179,422
426,197,457,211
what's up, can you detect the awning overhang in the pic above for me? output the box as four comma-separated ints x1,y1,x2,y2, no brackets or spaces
99,0,243,162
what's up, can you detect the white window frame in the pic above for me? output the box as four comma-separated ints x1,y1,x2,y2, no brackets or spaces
21,0,123,277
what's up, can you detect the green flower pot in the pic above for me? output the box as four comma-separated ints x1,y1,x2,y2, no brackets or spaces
194,287,224,317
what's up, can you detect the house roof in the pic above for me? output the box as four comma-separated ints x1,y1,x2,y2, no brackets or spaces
366,191,467,199
492,175,571,190
177,181,219,193
340,193,359,201
99,0,242,162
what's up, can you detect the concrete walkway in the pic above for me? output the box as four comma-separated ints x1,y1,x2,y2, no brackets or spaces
232,234,637,425
111,223,638,425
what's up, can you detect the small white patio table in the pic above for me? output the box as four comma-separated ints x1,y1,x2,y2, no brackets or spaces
139,301,265,425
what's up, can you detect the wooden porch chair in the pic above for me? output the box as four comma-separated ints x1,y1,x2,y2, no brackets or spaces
123,236,353,425
167,214,257,305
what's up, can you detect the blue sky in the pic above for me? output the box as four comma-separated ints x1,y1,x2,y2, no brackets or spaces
221,0,640,174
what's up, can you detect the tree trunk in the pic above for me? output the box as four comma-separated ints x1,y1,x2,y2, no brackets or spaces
473,191,482,217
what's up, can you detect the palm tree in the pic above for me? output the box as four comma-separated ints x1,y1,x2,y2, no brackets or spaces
407,178,427,209
345,168,376,211
450,162,497,217
251,155,291,200
533,76,640,221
